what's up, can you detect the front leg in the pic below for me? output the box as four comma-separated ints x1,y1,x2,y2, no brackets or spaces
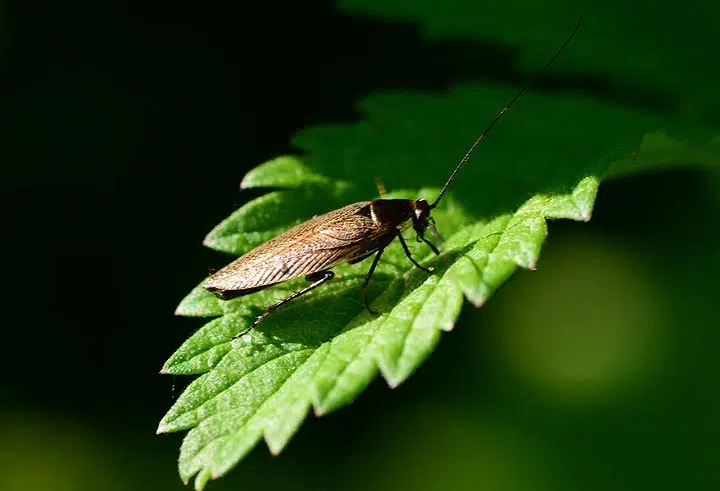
361,248,386,316
397,232,434,273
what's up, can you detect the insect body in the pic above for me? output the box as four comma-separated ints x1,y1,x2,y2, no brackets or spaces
204,18,582,331
204,198,437,326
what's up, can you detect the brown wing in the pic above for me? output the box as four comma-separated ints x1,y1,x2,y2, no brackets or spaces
204,201,399,293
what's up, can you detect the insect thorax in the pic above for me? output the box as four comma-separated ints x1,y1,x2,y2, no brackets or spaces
368,199,417,229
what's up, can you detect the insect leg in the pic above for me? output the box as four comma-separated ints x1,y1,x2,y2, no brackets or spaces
420,235,440,256
233,271,335,340
397,232,434,273
426,218,443,254
361,248,386,316
257,270,334,325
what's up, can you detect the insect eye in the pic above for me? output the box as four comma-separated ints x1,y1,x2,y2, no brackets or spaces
413,199,430,223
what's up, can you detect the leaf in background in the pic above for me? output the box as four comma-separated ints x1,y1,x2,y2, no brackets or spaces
608,132,720,178
338,0,720,109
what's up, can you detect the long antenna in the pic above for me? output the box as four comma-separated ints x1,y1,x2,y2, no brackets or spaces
430,16,583,209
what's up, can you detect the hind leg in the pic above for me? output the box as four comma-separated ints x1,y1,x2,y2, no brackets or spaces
232,270,335,340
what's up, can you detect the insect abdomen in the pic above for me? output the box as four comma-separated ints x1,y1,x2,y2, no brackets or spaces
204,241,342,292
203,201,376,295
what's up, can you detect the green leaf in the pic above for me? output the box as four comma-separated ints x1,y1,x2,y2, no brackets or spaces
159,6,720,489
608,132,720,178
175,281,223,318
239,155,331,189
338,1,720,108
162,109,718,491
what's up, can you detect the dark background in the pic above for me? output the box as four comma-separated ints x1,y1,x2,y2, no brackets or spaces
1,1,718,491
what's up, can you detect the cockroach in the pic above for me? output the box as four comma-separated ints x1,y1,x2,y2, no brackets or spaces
204,18,582,332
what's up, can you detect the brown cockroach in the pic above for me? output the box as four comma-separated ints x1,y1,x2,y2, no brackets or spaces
204,18,582,331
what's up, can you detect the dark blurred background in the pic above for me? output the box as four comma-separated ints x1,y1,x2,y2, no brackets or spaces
1,1,718,491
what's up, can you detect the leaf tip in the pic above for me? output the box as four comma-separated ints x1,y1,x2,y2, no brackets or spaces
267,441,284,456
159,363,170,374
473,298,485,308
313,401,328,418
386,377,401,389
441,321,455,332
156,421,168,435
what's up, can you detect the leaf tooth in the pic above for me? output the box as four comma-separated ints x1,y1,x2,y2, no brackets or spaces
160,346,300,433
374,284,434,386
389,323,444,387
182,346,325,480
192,468,210,490
311,316,388,415
175,280,223,318
263,399,312,455
381,273,464,385
240,155,326,189
162,316,244,376
156,420,170,435
494,213,547,270
446,245,494,306
315,355,378,415
179,350,315,483
571,175,600,221
311,263,436,411
261,345,331,454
